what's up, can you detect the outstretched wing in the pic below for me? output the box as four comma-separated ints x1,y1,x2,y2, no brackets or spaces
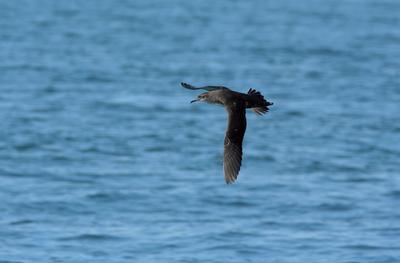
224,100,247,184
181,82,227,91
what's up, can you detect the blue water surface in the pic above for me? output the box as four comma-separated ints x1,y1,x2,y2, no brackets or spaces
1,1,400,262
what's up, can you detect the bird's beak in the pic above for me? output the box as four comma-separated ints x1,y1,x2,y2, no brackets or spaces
190,99,198,103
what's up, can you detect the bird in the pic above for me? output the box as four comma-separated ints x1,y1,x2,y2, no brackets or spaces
181,82,273,184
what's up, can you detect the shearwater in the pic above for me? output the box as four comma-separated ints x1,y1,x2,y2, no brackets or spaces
181,82,273,184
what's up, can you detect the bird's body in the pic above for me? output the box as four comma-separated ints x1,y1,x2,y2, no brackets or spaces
181,82,273,184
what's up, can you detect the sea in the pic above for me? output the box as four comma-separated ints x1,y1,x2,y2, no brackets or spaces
1,1,399,262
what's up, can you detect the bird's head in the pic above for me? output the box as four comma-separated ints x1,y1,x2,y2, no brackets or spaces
190,92,210,103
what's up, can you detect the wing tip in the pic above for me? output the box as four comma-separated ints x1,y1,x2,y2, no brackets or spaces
181,82,191,89
223,160,241,184
225,177,237,184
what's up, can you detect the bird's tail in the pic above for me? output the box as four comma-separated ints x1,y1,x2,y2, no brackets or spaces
247,88,273,116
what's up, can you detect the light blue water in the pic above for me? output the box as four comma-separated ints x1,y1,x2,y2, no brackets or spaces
1,1,400,262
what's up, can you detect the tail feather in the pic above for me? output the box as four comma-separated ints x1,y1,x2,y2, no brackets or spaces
247,88,273,116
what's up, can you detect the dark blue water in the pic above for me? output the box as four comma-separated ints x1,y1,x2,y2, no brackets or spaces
1,1,400,262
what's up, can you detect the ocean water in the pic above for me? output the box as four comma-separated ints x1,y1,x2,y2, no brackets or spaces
1,0,400,262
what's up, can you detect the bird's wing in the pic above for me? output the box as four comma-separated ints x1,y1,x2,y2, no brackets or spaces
181,82,227,91
224,100,247,184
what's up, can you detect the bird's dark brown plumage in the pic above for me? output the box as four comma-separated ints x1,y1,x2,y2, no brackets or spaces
224,99,246,183
181,82,273,184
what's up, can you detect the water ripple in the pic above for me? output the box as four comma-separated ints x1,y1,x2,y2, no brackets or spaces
59,234,124,242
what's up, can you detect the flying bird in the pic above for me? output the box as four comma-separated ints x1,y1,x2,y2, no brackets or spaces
181,82,273,184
